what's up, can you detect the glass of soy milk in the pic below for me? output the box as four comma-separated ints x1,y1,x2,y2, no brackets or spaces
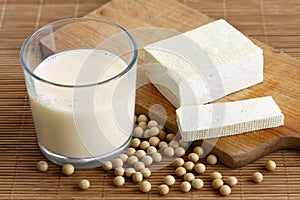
20,18,138,168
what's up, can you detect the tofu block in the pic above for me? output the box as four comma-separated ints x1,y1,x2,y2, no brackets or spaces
176,96,284,141
144,19,263,108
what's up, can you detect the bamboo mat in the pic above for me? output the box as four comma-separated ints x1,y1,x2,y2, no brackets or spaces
0,0,299,199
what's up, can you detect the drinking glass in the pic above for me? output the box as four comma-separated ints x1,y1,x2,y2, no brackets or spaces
20,18,138,168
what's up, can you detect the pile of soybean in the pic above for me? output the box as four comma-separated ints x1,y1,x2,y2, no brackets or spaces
37,114,277,196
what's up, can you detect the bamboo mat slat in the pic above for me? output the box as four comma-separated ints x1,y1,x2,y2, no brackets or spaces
0,0,299,199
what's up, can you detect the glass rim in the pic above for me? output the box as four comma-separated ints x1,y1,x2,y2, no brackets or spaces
19,17,138,88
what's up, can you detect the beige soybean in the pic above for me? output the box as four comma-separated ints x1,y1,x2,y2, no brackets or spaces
112,158,123,168
102,161,113,171
37,161,48,172
158,184,169,196
192,179,204,190
210,171,222,180
133,127,144,138
226,176,238,187
149,127,160,137
62,164,75,176
142,155,153,166
173,158,185,168
194,163,206,174
134,115,137,123
179,140,190,148
137,114,148,123
146,146,157,155
219,185,231,196
266,160,276,171
169,141,179,149
118,154,128,162
158,141,168,149
184,173,195,182
165,133,176,142
79,179,90,190
113,176,125,187
180,181,191,193
132,172,143,183
164,175,175,186
252,172,263,183
207,154,218,165
127,156,139,165
184,161,194,171
149,137,160,147
148,120,158,128
187,153,199,163
130,138,141,148
138,121,148,129
175,167,186,177
164,147,175,157
114,167,125,176
140,180,151,193
135,149,146,158
158,130,167,140
152,152,162,163
193,146,204,157
125,168,136,177
140,141,150,150
143,129,151,138
141,168,151,178
212,178,224,189
134,161,145,171
126,147,136,156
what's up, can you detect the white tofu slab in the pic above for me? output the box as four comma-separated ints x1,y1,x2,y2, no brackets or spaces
144,19,263,108
176,96,284,141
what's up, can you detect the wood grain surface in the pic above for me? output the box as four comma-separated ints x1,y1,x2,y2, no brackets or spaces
0,0,299,199
42,0,300,168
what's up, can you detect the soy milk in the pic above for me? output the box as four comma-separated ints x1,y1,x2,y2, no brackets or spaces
29,49,136,158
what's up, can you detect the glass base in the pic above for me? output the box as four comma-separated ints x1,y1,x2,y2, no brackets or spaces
39,136,132,169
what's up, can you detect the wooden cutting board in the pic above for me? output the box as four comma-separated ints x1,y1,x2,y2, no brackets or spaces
41,0,300,168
